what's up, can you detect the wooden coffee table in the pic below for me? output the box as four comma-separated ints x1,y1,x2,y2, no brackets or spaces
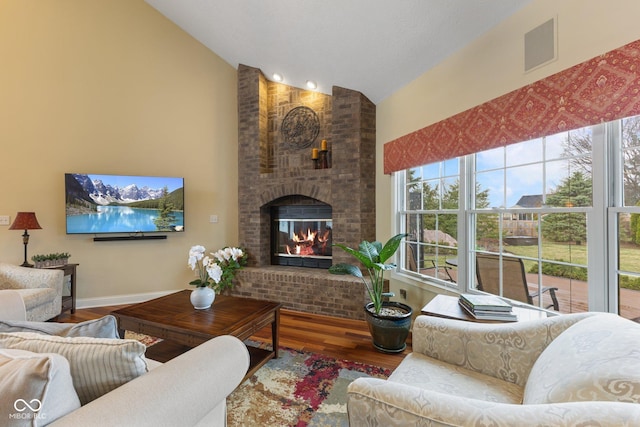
111,290,282,380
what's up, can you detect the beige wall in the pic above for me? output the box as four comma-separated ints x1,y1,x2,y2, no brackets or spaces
376,0,640,311
0,1,238,305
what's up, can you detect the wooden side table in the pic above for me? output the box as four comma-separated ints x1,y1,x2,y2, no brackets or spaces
41,263,78,314
421,294,548,323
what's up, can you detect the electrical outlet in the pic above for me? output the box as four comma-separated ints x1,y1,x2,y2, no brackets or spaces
400,289,407,299
209,215,219,223
0,215,10,226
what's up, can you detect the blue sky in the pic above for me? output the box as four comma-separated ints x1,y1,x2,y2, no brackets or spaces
414,129,587,208
474,132,579,208
85,174,183,192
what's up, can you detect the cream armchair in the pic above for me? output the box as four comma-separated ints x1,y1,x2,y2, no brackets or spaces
347,312,640,426
0,262,63,321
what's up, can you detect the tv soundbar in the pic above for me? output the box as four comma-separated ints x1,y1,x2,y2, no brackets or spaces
93,235,167,242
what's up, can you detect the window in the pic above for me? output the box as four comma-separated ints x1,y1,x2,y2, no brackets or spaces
401,159,459,285
611,116,640,320
397,115,640,319
472,129,592,312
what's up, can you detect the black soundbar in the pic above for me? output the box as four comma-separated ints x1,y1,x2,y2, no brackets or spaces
93,235,167,242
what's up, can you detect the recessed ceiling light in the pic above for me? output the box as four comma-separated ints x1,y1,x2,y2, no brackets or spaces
306,80,317,90
272,73,283,82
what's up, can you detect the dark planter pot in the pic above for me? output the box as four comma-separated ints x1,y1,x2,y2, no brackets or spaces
364,301,413,353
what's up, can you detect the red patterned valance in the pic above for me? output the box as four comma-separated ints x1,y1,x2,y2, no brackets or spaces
384,39,640,174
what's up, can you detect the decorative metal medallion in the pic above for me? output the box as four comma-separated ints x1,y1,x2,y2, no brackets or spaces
281,106,320,149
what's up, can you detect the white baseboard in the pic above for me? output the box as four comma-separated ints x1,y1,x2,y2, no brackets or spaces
76,289,182,309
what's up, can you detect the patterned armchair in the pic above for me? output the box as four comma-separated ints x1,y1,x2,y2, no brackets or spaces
0,262,63,321
347,312,640,426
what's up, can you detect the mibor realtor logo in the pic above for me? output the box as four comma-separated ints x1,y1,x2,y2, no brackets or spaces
9,399,46,422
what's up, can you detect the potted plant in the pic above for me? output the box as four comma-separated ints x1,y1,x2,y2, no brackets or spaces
329,233,413,353
32,252,71,268
187,245,247,309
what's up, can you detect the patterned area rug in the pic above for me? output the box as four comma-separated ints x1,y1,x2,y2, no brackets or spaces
227,344,391,427
124,331,163,347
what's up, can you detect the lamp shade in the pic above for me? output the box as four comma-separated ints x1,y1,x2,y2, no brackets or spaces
9,212,42,230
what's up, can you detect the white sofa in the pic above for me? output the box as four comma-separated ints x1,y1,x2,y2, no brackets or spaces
0,316,250,426
0,262,63,321
347,312,640,426
50,335,249,426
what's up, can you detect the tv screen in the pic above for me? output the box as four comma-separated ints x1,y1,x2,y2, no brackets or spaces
65,173,184,234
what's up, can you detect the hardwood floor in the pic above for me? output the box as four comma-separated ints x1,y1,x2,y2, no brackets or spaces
57,305,408,371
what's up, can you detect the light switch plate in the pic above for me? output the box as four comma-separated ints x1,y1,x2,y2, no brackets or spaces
209,215,219,223
0,215,10,226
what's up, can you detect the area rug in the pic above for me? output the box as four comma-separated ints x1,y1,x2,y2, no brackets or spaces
124,331,163,348
227,344,391,427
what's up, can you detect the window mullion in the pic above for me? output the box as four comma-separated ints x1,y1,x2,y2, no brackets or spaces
457,156,469,291
606,121,622,313
589,123,609,312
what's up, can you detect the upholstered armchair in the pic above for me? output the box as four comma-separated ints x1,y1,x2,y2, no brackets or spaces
347,312,640,426
0,262,63,321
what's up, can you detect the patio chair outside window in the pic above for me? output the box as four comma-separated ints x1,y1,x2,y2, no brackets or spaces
475,253,559,310
407,243,455,282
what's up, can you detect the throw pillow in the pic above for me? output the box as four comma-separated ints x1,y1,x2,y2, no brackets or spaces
523,314,640,404
0,348,80,426
0,332,148,405
0,315,120,338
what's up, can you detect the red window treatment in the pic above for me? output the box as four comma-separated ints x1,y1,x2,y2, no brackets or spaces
384,39,640,174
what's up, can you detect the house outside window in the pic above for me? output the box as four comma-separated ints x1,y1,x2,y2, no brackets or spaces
397,114,640,320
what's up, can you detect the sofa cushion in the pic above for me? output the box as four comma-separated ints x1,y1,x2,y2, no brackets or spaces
389,352,524,404
0,348,80,426
523,314,640,404
0,315,120,338
0,332,148,405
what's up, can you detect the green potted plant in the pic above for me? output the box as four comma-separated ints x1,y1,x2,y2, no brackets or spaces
32,252,71,268
329,233,413,353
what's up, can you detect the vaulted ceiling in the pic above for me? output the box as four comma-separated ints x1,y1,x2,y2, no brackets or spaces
146,0,533,103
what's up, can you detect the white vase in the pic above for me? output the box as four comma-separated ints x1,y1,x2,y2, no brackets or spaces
190,286,215,309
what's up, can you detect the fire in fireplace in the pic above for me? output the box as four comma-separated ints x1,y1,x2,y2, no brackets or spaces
271,204,332,268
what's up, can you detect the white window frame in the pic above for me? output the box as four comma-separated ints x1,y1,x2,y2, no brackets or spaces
394,120,635,315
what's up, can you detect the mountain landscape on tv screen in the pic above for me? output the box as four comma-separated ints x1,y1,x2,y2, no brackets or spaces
65,173,184,233
66,174,180,205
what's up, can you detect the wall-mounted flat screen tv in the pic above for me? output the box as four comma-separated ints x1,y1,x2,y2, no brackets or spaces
65,173,184,234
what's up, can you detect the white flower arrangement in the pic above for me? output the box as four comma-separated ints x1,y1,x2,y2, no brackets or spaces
188,245,247,293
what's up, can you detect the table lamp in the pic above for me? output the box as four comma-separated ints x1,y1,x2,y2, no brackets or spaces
9,212,42,267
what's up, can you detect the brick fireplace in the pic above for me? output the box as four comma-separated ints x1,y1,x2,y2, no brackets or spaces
230,64,377,320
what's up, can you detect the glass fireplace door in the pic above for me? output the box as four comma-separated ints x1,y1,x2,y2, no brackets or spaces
271,205,332,268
